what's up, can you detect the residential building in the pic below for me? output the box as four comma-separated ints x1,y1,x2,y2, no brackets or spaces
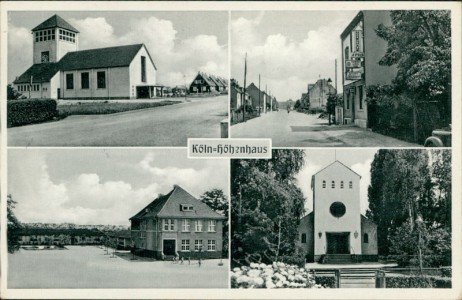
305,79,337,110
13,15,160,100
297,161,378,263
246,83,266,111
189,72,228,94
340,11,397,128
230,79,249,110
130,185,226,259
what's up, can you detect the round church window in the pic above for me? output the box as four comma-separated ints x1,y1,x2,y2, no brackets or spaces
330,202,346,218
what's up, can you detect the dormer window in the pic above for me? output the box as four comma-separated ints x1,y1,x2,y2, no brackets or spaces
180,204,194,211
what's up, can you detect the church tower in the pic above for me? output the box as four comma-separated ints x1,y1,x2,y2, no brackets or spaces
32,14,79,64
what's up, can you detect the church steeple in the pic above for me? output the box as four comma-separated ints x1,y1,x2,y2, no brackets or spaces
32,14,79,64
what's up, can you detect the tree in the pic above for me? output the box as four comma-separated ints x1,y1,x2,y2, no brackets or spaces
326,94,338,125
7,84,22,100
199,189,229,258
7,194,23,253
376,11,451,126
231,150,306,266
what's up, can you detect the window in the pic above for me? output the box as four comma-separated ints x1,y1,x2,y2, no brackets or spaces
180,204,193,211
163,219,175,231
97,71,106,89
181,240,190,251
364,233,369,244
66,73,74,89
41,51,49,63
208,220,216,232
194,240,203,251
59,29,75,43
140,221,146,239
81,72,89,89
349,181,353,189
195,220,203,232
322,180,326,188
340,181,344,189
358,86,363,110
330,202,346,218
344,46,350,60
182,219,190,232
207,240,216,251
301,233,307,244
331,181,335,188
35,30,55,42
346,91,350,109
141,56,146,83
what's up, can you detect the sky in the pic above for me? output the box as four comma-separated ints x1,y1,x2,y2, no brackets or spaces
8,149,229,226
7,11,228,86
231,11,358,102
295,149,378,216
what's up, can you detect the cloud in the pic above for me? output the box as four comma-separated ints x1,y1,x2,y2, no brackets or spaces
231,14,352,101
8,16,227,86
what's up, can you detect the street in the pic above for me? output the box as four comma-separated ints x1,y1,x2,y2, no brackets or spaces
8,95,227,147
231,110,420,147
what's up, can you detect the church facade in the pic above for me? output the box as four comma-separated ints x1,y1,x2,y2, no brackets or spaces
13,15,159,100
297,161,378,263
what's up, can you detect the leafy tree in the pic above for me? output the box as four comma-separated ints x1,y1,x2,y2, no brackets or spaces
7,84,22,100
199,189,229,257
294,100,301,110
231,150,306,266
376,10,451,124
326,94,340,125
7,194,23,253
429,150,451,229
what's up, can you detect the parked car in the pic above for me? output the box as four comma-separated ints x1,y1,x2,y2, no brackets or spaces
424,125,452,147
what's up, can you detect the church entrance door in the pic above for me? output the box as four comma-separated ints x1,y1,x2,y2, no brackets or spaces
326,232,350,254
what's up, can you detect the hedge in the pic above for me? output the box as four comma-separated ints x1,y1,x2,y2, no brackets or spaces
314,275,336,288
386,275,451,288
8,99,58,127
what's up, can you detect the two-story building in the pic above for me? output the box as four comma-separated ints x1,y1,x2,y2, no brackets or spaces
13,14,159,99
130,185,226,259
340,11,397,128
297,161,378,263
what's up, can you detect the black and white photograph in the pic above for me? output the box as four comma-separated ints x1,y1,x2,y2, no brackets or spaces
6,11,229,146
6,148,229,288
231,149,452,288
230,11,452,147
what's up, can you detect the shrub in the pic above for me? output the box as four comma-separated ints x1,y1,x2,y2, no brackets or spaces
8,99,58,127
386,275,451,288
440,267,451,278
231,262,323,289
279,255,305,267
314,275,336,288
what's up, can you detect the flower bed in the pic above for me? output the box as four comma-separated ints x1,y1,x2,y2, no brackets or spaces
231,262,323,289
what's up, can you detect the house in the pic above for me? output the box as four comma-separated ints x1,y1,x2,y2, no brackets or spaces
340,11,397,128
13,14,160,100
106,230,132,250
189,72,228,94
297,161,378,263
306,79,337,110
130,185,226,259
230,79,249,110
246,83,267,111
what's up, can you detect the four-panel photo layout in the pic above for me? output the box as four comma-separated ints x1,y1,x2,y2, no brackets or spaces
4,6,455,296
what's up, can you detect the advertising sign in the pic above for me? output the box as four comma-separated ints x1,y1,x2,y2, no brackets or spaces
346,71,362,80
351,52,364,58
345,60,362,68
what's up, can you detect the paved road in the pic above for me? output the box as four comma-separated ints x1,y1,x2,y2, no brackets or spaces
231,110,420,147
8,95,227,147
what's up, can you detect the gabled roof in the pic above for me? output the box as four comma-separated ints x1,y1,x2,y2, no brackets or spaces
59,44,145,71
340,11,363,40
130,185,225,221
13,63,61,84
32,14,79,33
312,160,361,178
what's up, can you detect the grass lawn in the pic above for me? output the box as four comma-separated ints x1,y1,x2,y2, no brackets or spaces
8,246,229,288
58,100,182,116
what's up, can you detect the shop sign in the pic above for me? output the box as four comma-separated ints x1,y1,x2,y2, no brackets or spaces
345,60,362,68
351,52,364,58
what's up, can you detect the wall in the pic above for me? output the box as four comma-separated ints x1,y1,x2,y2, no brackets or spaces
129,45,157,98
57,35,79,62
361,216,378,255
14,82,51,99
308,80,337,109
296,213,314,260
313,162,362,257
33,33,58,64
363,11,397,87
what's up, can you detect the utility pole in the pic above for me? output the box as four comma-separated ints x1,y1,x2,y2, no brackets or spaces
243,53,247,122
335,59,338,91
258,74,261,116
265,84,268,113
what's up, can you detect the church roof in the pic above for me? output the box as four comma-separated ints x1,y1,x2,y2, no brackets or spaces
32,14,79,33
130,185,225,220
13,63,61,84
59,44,147,71
312,160,361,178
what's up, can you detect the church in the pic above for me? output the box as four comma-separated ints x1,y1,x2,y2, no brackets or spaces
13,15,159,100
297,161,378,263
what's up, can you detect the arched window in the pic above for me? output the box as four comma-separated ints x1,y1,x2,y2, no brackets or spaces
322,180,326,188
349,181,353,189
340,181,344,189
331,181,335,188
363,233,369,244
301,233,307,243
344,46,350,60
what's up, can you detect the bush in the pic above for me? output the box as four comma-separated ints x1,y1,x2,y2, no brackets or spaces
279,255,305,267
314,275,336,288
231,262,323,289
386,275,451,288
8,99,58,127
